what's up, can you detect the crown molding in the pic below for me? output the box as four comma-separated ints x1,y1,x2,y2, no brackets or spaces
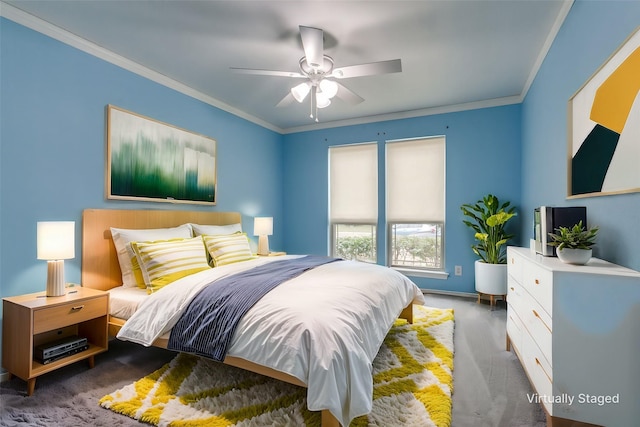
0,2,284,134
2,1,569,135
520,0,574,100
282,95,523,134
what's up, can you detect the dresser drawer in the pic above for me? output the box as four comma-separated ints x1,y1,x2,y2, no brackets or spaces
507,248,524,285
522,331,553,414
520,293,552,365
506,305,524,353
522,262,552,315
507,280,526,316
33,296,108,334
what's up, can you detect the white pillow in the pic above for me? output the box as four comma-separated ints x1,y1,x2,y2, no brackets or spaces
190,223,242,236
203,233,255,266
110,224,192,287
132,236,211,293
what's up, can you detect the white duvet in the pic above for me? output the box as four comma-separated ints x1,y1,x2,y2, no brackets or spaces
117,255,425,426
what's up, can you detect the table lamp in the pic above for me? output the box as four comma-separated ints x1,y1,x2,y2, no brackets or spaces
254,217,273,256
37,221,75,297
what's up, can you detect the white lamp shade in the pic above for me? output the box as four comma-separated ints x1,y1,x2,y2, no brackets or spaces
37,221,75,260
316,92,331,109
254,217,273,236
291,82,311,103
319,79,338,99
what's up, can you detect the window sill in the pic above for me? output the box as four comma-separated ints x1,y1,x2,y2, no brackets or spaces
392,268,449,280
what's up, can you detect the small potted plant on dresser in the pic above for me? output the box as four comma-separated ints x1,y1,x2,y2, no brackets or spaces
548,220,598,265
461,194,516,308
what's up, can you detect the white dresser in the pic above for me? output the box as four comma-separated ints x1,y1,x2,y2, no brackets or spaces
506,246,640,427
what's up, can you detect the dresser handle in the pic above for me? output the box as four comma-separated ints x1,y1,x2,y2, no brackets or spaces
510,287,515,291
70,305,85,312
532,309,552,333
535,279,540,285
535,357,553,383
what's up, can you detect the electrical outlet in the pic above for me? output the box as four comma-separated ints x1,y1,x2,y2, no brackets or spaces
454,265,462,276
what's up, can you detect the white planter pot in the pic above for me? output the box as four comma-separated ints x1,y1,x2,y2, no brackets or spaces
557,248,592,265
475,260,508,295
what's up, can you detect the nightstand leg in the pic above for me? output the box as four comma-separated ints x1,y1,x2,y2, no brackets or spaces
27,378,36,396
87,355,95,369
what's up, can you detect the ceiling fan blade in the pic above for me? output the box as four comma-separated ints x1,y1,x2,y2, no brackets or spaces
276,92,296,107
230,67,305,78
331,59,402,79
299,26,324,69
335,82,364,105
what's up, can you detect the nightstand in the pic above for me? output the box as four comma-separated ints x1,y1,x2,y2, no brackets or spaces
2,287,109,395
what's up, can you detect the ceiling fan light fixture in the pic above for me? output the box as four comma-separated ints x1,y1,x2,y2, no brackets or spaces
316,92,331,108
319,79,338,99
291,82,311,103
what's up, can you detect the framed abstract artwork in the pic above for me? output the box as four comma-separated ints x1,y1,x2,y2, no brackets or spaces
106,105,217,205
567,26,640,198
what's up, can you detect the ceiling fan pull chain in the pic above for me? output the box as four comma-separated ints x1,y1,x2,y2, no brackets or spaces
314,87,319,122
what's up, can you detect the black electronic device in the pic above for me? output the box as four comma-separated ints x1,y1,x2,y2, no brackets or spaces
35,335,88,364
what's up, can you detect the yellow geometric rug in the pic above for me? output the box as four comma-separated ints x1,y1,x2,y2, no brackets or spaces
100,305,454,427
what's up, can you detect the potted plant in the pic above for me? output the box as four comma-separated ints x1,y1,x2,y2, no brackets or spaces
548,220,598,265
461,194,517,301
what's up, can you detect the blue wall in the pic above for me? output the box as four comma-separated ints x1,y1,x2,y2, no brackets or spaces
0,18,284,303
282,105,523,293
521,0,640,271
2,0,639,316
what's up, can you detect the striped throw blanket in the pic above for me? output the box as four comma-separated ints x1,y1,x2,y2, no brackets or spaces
167,255,341,361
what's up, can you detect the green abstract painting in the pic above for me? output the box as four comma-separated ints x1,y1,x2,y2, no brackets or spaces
107,105,216,205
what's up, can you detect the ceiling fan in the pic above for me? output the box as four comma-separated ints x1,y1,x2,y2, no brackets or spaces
230,25,402,122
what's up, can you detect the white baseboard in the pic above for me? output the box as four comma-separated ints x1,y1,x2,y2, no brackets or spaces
0,369,11,383
421,288,477,299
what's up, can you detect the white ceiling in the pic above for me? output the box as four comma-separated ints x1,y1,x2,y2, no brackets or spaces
2,0,572,133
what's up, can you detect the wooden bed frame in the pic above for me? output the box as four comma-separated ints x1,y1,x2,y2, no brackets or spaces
82,208,413,427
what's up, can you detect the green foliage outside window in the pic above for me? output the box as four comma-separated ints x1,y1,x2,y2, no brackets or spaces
336,234,440,268
392,235,441,268
336,235,376,262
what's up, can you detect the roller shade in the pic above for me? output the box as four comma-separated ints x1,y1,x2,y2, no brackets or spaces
386,137,445,222
329,143,378,223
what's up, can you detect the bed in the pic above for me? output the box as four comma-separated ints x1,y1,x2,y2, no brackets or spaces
82,208,425,427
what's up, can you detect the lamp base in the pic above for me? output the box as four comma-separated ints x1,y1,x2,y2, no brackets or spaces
257,235,270,256
46,260,66,297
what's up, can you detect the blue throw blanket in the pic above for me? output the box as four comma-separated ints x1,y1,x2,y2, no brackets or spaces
167,255,341,361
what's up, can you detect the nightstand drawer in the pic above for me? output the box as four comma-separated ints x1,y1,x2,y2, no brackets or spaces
33,297,108,334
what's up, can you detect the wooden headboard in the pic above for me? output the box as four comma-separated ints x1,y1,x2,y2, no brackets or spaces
82,209,242,291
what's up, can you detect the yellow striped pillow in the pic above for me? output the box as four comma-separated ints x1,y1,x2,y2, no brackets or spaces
126,237,189,289
110,225,192,287
203,233,256,266
126,243,146,289
132,236,211,293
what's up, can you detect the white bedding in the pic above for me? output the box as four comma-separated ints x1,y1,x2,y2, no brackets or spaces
108,286,148,320
117,255,425,426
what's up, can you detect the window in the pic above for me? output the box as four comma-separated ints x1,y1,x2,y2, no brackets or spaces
390,223,443,269
333,224,377,263
386,137,445,271
329,143,377,262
